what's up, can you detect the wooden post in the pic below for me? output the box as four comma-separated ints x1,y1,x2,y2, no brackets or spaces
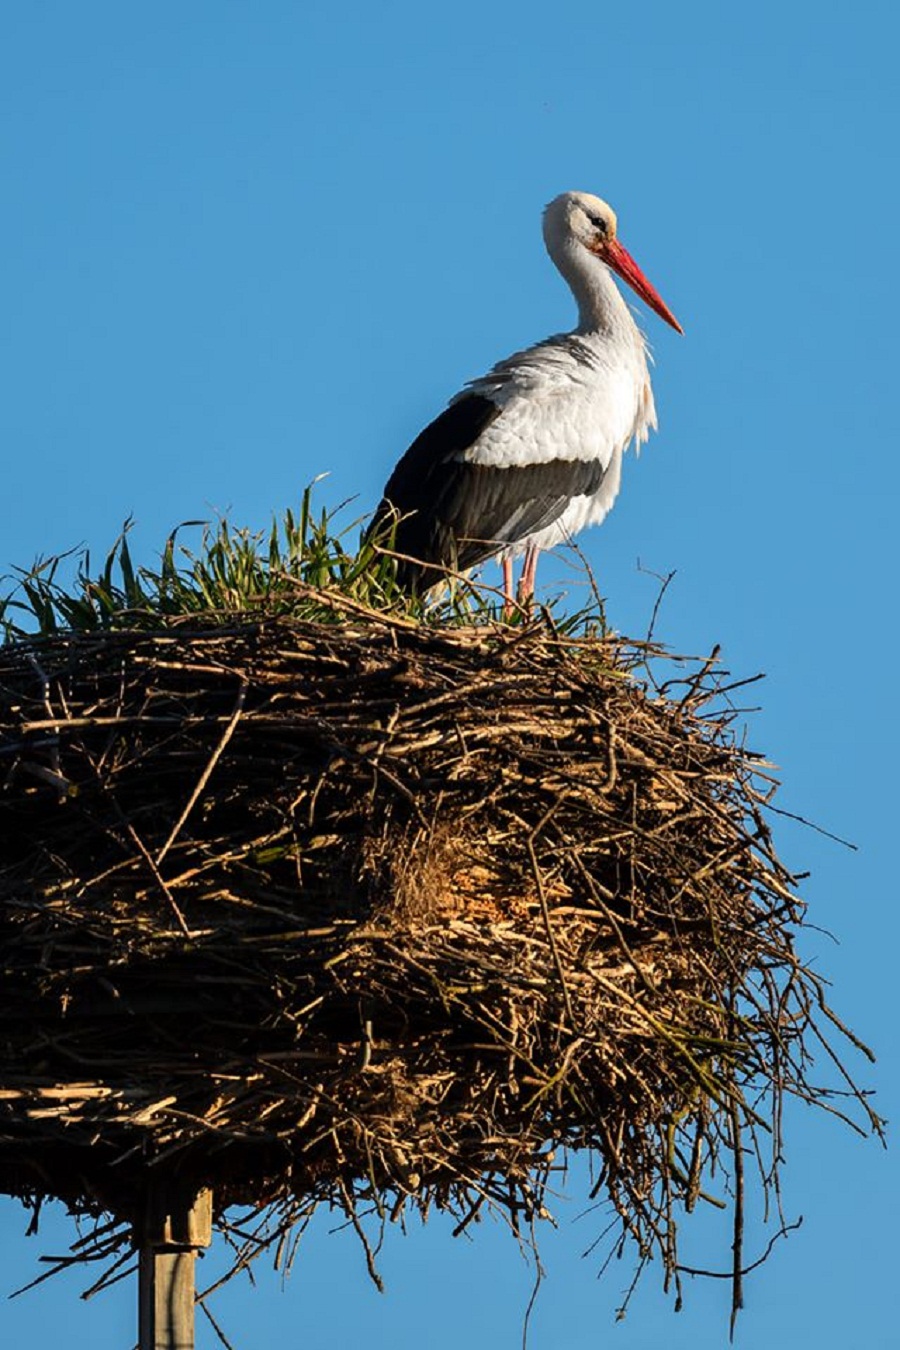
137,1184,212,1350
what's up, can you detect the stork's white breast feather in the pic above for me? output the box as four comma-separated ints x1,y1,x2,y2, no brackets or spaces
456,329,657,554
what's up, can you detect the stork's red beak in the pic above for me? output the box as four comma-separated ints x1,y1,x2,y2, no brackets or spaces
601,238,683,334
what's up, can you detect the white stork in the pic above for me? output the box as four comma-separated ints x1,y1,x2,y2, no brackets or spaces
370,190,682,605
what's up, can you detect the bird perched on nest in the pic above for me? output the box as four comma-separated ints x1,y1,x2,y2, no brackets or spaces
368,190,682,606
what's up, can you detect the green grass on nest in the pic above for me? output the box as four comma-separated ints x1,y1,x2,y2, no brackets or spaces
1,484,595,641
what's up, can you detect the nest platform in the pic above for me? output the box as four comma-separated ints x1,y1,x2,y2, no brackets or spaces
0,610,874,1302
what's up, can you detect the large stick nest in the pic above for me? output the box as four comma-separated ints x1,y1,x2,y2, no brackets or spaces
0,610,875,1305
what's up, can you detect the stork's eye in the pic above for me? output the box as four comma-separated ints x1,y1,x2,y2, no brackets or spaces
589,214,608,234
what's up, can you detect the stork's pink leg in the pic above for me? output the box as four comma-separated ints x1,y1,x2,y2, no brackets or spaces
518,545,540,606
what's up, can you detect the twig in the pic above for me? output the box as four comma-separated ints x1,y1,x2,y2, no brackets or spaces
526,800,576,1028
156,677,248,865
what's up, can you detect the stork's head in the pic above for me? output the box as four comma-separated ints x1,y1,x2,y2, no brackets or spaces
544,191,683,334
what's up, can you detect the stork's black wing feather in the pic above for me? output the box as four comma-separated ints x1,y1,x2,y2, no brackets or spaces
367,395,501,586
368,393,606,591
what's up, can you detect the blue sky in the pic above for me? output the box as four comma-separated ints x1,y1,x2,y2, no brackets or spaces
1,2,897,1346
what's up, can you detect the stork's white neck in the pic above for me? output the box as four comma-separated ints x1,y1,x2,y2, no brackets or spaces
550,238,637,338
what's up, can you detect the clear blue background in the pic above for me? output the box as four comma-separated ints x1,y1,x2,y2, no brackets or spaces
1,3,896,1346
